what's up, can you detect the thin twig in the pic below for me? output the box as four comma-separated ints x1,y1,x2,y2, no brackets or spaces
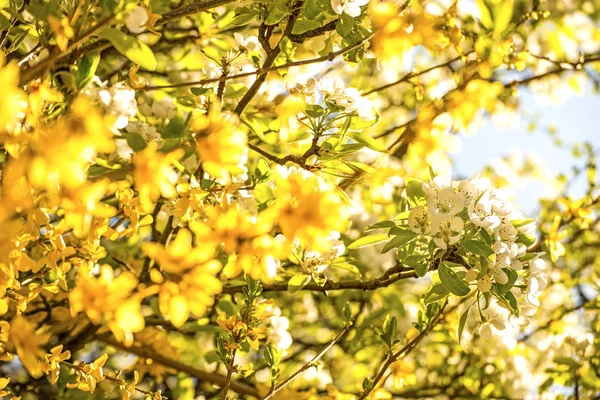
262,324,352,399
99,337,260,397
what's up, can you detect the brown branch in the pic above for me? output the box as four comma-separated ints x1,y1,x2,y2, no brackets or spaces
233,1,304,116
222,263,417,294
99,337,260,398
289,19,338,43
18,15,114,85
158,0,237,25
63,361,159,397
363,55,467,96
141,31,375,91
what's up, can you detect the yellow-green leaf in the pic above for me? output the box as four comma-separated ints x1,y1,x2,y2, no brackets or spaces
98,28,157,71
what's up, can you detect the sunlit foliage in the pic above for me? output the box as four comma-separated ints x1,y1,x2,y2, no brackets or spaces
0,0,599,399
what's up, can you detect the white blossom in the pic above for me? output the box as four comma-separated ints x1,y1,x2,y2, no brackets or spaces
331,0,370,17
125,6,148,34
234,32,262,52
468,193,501,229
427,186,465,217
408,205,431,234
286,74,317,98
150,98,177,119
431,215,464,249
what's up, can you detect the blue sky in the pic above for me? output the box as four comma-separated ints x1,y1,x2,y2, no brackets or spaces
453,88,600,213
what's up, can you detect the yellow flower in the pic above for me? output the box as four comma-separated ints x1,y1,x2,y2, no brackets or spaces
0,54,26,135
557,197,593,229
370,3,445,61
546,215,567,262
61,180,117,238
447,80,503,132
121,370,140,400
133,142,183,213
67,354,108,392
273,168,349,253
69,265,145,343
143,228,215,275
9,98,115,193
157,259,222,327
48,15,74,51
390,359,416,389
41,345,71,383
0,377,10,397
8,315,51,378
116,188,154,237
225,234,284,281
192,107,247,182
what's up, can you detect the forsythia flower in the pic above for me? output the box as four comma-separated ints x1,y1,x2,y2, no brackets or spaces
133,142,184,213
447,80,504,132
546,215,567,262
273,167,349,253
0,54,26,135
156,259,223,327
48,15,74,51
192,107,247,182
8,315,51,378
69,265,145,344
143,228,215,275
41,345,71,383
6,98,114,193
370,3,445,60
0,377,10,397
67,354,108,392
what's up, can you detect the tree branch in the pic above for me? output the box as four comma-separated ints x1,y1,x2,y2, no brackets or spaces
222,263,418,294
141,30,375,91
289,20,338,43
233,1,304,116
98,337,260,398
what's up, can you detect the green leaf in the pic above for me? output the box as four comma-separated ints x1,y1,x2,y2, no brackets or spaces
224,83,248,99
415,263,428,277
458,306,471,344
439,262,471,296
191,87,213,96
265,9,288,25
305,104,325,118
462,239,495,262
345,130,387,153
162,116,184,139
494,268,518,295
476,0,493,29
516,233,536,247
405,180,425,205
98,28,157,71
381,315,397,349
292,19,323,34
76,52,100,90
348,233,389,249
287,274,311,293
336,13,354,37
329,261,360,275
388,226,417,239
365,221,396,231
123,132,147,152
424,283,449,304
502,291,520,316
493,0,514,37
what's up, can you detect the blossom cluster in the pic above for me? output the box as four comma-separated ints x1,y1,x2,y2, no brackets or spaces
407,175,548,334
